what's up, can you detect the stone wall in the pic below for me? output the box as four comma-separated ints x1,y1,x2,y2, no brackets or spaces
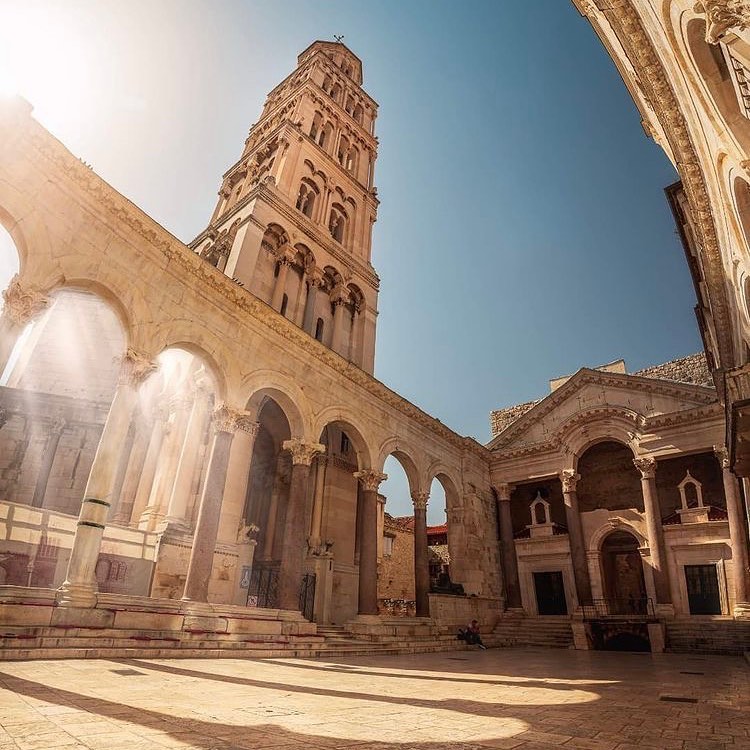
378,516,414,601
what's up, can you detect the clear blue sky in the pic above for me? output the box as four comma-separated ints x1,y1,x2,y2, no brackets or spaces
0,1,700,522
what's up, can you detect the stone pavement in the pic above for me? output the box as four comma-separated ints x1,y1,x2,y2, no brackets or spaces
0,648,747,749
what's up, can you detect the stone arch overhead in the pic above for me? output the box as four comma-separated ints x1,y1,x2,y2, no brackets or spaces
423,460,461,510
557,407,642,470
596,1,736,367
149,325,231,403
311,406,374,469
240,370,311,439
0,197,38,276
589,521,648,554
375,438,424,495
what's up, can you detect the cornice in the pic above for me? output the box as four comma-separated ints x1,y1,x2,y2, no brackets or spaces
585,1,735,369
19,119,487,460
644,402,723,429
488,367,717,450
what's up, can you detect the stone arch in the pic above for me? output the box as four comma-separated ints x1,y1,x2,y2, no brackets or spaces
241,371,310,439
424,462,461,511
576,439,644,514
589,522,647,554
151,335,229,403
375,438,422,495
312,407,373,469
558,409,641,469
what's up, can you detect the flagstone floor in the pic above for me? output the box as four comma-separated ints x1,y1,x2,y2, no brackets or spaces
0,648,747,749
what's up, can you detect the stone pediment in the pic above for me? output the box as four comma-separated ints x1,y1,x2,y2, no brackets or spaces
488,368,717,452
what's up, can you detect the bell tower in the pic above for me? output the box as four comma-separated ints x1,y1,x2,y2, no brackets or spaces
191,41,380,373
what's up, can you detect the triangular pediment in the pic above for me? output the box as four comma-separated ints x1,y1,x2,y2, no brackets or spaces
488,368,717,452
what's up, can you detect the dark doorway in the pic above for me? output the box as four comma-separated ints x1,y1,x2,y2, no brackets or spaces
601,530,647,612
685,564,721,615
533,571,568,615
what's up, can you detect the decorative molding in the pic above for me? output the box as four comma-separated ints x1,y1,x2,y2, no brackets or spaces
282,438,325,465
117,348,158,388
236,416,260,437
633,456,657,480
410,491,429,511
694,0,750,44
211,404,248,434
494,483,513,502
1,275,49,326
354,469,387,492
714,444,731,470
559,470,580,493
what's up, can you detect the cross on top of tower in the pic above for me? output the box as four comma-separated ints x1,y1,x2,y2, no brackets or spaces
334,35,345,43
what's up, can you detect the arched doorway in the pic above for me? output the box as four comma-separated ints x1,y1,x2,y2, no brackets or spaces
600,530,647,614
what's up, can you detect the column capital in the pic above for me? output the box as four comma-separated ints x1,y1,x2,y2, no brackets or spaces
330,283,349,306
494,483,513,502
559,469,581,493
695,0,750,44
306,267,325,287
117,348,158,388
1,276,49,327
49,415,67,435
282,437,325,465
411,491,429,511
714,445,731,470
236,416,260,437
211,404,249,434
633,456,657,480
277,245,295,265
354,469,388,492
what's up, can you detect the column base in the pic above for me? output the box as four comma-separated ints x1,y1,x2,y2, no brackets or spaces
647,622,666,652
655,603,675,619
733,603,750,619
56,581,97,609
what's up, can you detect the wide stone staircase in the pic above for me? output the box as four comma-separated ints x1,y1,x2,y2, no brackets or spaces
491,615,575,649
665,618,750,654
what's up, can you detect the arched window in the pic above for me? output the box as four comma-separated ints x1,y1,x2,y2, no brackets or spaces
318,122,333,150
353,104,364,124
345,96,355,115
310,112,323,141
314,318,324,342
295,180,318,219
330,83,342,103
329,205,347,243
337,136,350,166
322,75,332,94
280,293,288,317
346,146,358,174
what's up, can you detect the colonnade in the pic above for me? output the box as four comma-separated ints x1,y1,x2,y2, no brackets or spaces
496,452,750,617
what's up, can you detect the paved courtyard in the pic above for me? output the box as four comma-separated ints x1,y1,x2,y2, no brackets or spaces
0,649,747,750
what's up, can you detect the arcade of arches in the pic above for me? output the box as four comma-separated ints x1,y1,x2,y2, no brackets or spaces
0,28,749,654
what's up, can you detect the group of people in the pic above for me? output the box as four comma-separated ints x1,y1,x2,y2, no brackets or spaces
457,619,487,649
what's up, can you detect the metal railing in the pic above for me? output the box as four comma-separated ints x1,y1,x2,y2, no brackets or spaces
581,597,655,620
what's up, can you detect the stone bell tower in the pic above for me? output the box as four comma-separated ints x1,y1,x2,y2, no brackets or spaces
191,41,380,373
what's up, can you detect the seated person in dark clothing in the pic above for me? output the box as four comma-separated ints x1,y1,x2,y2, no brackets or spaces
458,619,487,649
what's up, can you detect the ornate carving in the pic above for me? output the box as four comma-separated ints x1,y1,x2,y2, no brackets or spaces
411,491,429,511
282,438,325,465
714,445,731,470
494,483,513,502
354,469,387,492
330,283,349,305
211,403,246,434
236,416,260,437
118,348,158,387
695,0,750,44
560,469,580,493
633,456,657,480
1,276,49,326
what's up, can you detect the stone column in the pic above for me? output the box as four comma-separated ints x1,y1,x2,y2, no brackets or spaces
302,269,323,335
354,469,387,616
716,447,750,617
560,470,592,607
308,454,327,550
278,438,325,611
412,490,430,618
218,416,260,543
30,416,66,509
261,455,286,561
108,421,136,520
0,277,49,376
496,483,522,609
132,406,168,526
57,350,156,607
111,420,149,524
330,285,348,356
271,249,294,312
633,457,672,609
164,378,211,530
182,404,246,602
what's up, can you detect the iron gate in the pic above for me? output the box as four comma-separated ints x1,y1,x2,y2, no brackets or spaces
299,573,316,621
246,563,279,609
